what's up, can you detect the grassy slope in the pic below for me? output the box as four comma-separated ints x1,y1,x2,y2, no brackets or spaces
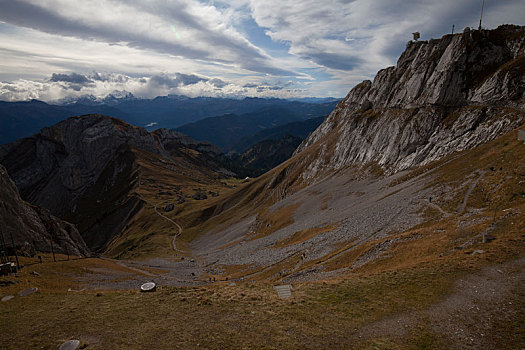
1,128,523,349
0,249,522,349
198,126,525,282
102,147,248,259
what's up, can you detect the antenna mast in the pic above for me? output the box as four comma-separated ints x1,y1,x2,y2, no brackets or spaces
478,0,485,30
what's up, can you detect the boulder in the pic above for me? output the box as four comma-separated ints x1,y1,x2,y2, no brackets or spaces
59,340,80,350
19,241,36,257
1,295,14,302
192,191,207,200
17,287,38,297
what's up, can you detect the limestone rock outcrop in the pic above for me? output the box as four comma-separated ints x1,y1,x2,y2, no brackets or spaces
296,25,525,179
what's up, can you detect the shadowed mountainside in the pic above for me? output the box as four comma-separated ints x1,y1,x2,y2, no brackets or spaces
0,164,89,256
175,107,331,151
0,114,230,252
228,134,304,178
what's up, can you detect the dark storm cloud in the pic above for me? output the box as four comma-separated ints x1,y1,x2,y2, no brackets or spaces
50,73,92,84
254,84,285,92
174,73,207,86
209,78,228,88
149,75,180,88
149,73,208,88
90,72,129,83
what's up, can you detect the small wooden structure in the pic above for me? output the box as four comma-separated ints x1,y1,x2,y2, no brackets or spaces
0,262,16,275
274,284,292,299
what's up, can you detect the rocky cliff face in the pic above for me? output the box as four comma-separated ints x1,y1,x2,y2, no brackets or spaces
0,164,89,256
296,25,525,179
0,114,226,251
0,115,223,217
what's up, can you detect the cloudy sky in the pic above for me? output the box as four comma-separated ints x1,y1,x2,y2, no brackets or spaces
0,0,523,102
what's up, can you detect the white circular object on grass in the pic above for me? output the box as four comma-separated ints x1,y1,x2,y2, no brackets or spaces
140,282,156,292
59,339,80,350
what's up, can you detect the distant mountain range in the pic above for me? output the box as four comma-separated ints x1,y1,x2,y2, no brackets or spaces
175,108,330,151
230,116,325,153
228,134,304,178
0,95,338,145
220,116,326,177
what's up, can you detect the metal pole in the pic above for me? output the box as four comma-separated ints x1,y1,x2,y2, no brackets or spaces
50,238,56,262
2,202,20,269
8,229,20,270
452,24,455,35
479,0,485,31
0,204,8,264
0,227,8,264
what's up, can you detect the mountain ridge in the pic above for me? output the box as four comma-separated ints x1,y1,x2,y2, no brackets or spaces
0,114,229,252
0,96,338,145
295,24,525,179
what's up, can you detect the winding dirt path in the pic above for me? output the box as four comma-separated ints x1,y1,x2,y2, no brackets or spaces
458,171,486,214
356,258,525,348
152,202,183,253
136,193,184,253
421,199,451,217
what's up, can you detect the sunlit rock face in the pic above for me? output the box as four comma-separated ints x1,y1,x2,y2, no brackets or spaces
296,25,525,178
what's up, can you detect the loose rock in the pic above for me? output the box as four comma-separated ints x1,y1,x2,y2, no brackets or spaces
59,339,80,350
192,190,207,200
1,295,15,302
17,287,38,297
0,280,16,286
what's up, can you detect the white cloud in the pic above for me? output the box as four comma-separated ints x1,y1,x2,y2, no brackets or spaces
0,71,311,101
0,0,294,76
248,0,525,76
0,0,523,100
